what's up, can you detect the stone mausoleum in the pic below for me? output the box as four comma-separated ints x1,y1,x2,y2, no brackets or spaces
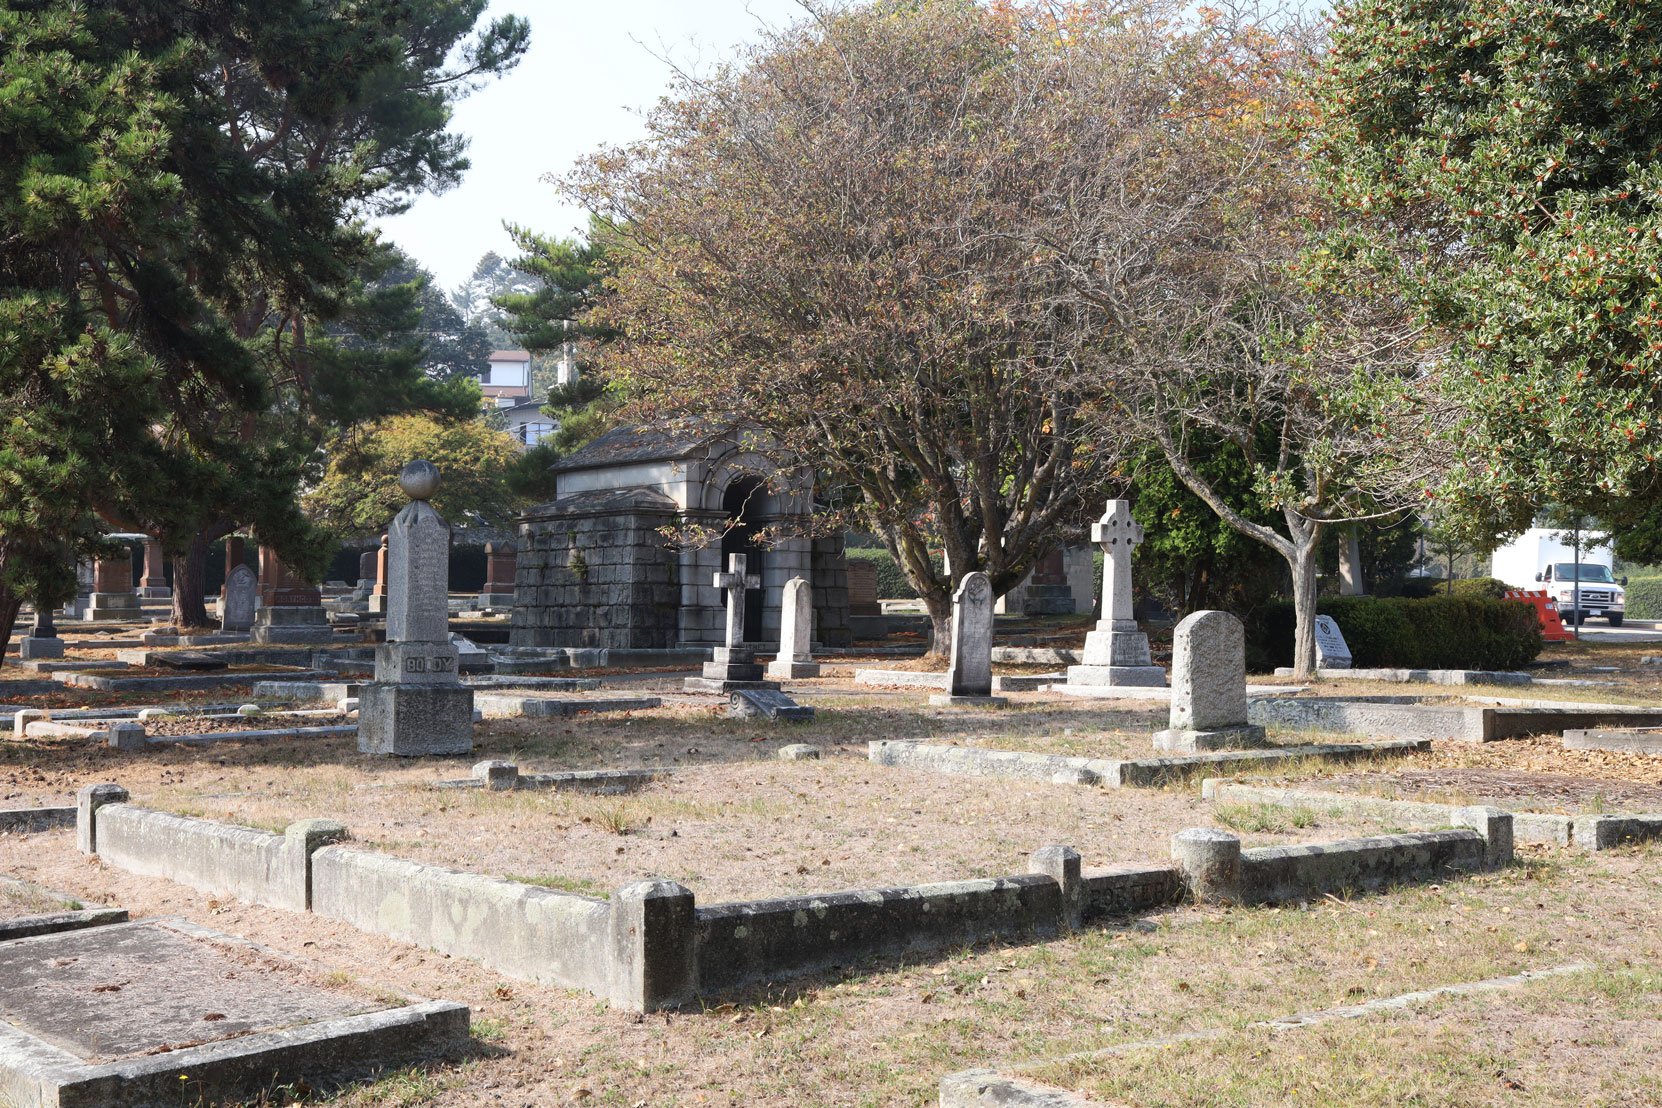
509,424,852,651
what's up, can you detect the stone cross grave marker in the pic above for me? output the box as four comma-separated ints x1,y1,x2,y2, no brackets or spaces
1065,499,1166,688
221,564,257,633
1153,610,1266,752
766,576,820,679
359,460,474,756
1314,615,1352,669
715,553,761,649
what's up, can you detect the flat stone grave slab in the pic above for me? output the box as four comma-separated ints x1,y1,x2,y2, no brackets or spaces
473,692,662,719
0,807,76,834
1562,726,1662,755
147,651,229,671
1051,683,1301,700
0,917,467,1108
1251,695,1662,743
14,659,129,674
0,876,127,941
55,668,334,693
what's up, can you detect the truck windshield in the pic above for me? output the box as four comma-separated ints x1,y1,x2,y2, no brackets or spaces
1553,564,1616,583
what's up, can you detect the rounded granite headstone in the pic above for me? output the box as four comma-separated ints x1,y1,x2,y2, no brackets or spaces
399,460,441,502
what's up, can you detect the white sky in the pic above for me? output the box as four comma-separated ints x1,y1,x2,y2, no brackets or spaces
374,0,806,294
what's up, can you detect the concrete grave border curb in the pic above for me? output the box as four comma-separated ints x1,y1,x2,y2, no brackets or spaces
78,782,1509,1013
868,739,1427,788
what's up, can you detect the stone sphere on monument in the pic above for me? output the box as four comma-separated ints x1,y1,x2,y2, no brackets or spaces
398,460,441,501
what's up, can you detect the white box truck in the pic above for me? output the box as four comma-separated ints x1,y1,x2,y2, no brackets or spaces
1490,527,1627,625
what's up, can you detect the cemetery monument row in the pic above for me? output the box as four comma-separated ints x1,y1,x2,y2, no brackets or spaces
358,460,475,756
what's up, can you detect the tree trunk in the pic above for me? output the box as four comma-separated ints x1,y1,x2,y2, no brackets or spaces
171,535,213,629
1289,538,1320,679
923,589,952,662
0,584,20,673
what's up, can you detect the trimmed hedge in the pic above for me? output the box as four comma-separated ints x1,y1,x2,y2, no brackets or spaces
1627,576,1662,620
845,547,922,600
1245,595,1543,673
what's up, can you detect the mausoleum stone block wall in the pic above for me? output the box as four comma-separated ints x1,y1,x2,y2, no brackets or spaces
510,490,683,650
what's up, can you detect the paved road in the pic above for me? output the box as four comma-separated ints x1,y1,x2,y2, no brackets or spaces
1562,620,1662,644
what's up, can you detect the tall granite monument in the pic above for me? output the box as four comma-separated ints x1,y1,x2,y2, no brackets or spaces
358,461,474,756
1065,499,1166,688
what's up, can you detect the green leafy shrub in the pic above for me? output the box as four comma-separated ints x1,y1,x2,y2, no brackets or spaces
1450,576,1511,599
1244,595,1543,673
845,547,921,600
1625,577,1662,620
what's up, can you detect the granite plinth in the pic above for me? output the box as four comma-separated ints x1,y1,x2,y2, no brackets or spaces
1064,663,1166,687
16,638,64,661
683,677,782,694
765,660,822,679
373,641,461,685
249,606,335,645
1152,724,1267,753
356,683,474,756
83,594,141,621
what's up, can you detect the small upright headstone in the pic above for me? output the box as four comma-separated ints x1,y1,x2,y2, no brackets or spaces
1313,615,1352,670
684,554,781,694
18,600,63,660
477,541,518,609
766,576,820,679
221,564,257,633
929,572,1006,707
1064,500,1166,688
352,548,378,603
358,461,475,757
1153,610,1265,752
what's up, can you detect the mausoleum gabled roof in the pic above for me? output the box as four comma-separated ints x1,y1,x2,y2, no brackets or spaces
521,486,681,520
552,422,736,474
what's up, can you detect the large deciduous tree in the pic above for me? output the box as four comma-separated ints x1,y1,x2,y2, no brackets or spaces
1018,4,1446,675
565,0,1120,651
1308,0,1662,548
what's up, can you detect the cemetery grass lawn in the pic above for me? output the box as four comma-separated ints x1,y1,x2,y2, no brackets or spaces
2,835,1655,1107
1025,963,1662,1107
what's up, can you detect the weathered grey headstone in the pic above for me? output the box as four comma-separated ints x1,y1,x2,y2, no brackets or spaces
684,553,780,694
1314,615,1352,669
766,576,820,679
928,572,1006,707
221,564,257,633
1153,610,1266,752
1064,499,1166,688
358,460,474,756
